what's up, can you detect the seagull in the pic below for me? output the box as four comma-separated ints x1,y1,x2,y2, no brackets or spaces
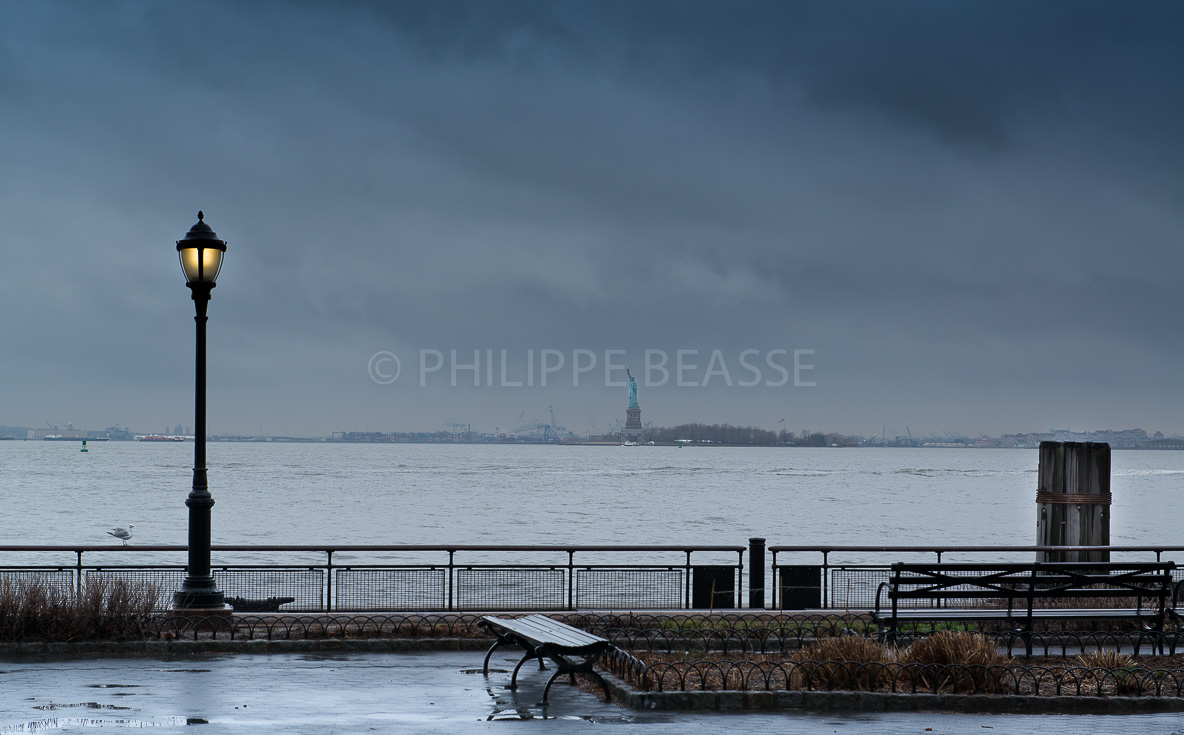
107,525,134,545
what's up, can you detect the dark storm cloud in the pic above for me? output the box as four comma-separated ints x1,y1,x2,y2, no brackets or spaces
348,1,1184,149
0,1,1181,435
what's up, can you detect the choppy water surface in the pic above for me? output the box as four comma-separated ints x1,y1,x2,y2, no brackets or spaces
4,437,1179,546
2,443,1182,562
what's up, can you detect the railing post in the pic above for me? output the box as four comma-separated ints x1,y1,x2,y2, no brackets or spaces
771,548,779,609
737,548,745,610
447,550,455,611
748,538,765,609
567,550,575,611
325,550,333,612
822,550,829,609
76,550,83,597
684,551,692,609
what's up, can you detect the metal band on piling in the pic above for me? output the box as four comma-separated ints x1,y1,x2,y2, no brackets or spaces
1036,492,1112,505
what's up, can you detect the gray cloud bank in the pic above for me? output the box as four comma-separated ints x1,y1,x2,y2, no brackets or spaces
1,1,1181,436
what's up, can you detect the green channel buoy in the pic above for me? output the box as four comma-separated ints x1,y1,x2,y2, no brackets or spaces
81,440,88,453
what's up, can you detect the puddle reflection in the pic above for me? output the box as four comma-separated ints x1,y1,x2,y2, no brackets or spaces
1,716,190,732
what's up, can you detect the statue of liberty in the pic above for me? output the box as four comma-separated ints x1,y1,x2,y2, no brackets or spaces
626,367,639,408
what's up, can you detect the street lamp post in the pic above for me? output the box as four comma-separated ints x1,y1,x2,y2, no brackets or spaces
174,211,227,610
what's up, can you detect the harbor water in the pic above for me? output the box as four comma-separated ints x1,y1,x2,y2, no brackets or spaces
3,443,1183,564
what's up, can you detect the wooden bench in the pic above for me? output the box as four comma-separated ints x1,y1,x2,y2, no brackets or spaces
871,561,1175,655
478,615,613,703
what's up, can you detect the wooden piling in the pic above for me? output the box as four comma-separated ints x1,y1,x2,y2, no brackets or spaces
1036,441,1110,562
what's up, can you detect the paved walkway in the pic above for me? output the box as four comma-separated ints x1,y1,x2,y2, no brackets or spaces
3,651,1183,734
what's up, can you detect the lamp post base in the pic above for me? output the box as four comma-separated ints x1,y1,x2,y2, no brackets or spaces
167,603,233,633
172,592,227,610
172,578,231,628
169,603,233,616
173,577,226,610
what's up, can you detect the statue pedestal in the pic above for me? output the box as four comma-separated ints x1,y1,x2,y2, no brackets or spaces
622,405,643,442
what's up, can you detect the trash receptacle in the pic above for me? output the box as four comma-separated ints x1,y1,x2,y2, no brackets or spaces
691,566,735,609
778,565,822,609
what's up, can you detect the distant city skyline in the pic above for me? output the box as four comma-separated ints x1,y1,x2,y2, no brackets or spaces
2,3,1181,436
3,420,1180,447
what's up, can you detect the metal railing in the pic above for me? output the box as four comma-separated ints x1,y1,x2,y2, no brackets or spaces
8,543,1184,612
769,545,1184,610
0,545,744,612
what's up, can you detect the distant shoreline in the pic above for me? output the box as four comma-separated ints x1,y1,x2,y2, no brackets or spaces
5,436,1180,450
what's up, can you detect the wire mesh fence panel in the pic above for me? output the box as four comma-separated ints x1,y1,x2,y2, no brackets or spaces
455,568,565,610
851,567,1116,612
215,568,325,611
0,569,75,594
827,568,1003,610
829,568,889,610
86,569,185,610
576,569,684,609
334,568,445,611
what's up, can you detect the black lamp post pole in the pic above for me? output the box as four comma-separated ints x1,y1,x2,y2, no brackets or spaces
173,213,226,610
174,285,223,608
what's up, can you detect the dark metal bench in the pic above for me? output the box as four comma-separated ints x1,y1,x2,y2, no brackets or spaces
478,615,613,703
871,561,1176,655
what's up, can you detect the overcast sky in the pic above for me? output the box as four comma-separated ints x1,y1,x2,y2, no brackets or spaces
1,1,1181,438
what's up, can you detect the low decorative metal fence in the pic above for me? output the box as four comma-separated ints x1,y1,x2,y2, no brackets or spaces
604,647,1184,697
8,609,1184,700
5,610,1184,657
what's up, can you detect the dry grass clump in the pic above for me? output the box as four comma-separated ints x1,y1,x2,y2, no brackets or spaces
689,631,1016,693
787,632,1012,692
1075,649,1136,670
790,635,895,690
1074,649,1141,694
897,630,1012,693
0,577,162,642
902,630,1010,668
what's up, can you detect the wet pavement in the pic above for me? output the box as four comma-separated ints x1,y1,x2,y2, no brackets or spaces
3,650,1184,734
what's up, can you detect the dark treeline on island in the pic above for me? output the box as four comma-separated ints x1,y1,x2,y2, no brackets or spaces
647,423,854,447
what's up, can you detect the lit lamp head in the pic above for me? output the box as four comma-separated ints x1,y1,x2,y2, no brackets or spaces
176,211,227,293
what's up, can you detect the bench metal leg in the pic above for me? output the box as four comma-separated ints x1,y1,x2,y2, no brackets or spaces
540,652,611,704
483,628,547,679
482,637,512,674
542,668,611,704
482,628,528,674
510,649,545,690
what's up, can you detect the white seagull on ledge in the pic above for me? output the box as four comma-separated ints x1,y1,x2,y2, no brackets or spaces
107,525,134,545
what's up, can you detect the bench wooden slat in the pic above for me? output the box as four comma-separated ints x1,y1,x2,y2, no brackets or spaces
486,615,605,649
